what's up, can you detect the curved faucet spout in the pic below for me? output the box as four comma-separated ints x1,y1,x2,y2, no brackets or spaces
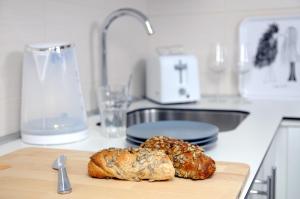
101,8,154,86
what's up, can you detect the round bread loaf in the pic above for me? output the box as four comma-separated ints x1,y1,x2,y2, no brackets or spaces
141,136,216,180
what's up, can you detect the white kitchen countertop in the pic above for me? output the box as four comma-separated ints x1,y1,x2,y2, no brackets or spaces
1,96,299,199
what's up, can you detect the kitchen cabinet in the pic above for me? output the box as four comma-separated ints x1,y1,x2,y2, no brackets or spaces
246,120,300,199
285,121,300,199
246,126,286,199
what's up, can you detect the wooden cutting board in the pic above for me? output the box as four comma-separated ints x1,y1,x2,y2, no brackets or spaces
0,147,249,199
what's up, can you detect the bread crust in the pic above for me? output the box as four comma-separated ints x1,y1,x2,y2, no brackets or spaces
88,147,175,181
141,136,216,180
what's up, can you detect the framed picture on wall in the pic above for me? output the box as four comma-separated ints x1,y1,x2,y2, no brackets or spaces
239,15,300,100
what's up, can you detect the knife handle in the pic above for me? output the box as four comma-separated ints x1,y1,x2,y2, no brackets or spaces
57,167,72,194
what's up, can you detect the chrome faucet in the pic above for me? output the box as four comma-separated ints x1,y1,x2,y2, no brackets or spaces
101,8,155,86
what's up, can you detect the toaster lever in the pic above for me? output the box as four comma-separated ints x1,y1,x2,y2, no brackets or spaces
174,60,187,84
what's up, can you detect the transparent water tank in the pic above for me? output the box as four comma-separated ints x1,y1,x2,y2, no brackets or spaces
21,43,88,145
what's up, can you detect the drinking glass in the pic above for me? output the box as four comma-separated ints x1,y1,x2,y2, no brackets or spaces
207,43,227,101
97,85,128,138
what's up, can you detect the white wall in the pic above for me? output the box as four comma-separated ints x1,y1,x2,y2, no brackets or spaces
0,0,300,138
146,0,300,95
0,0,148,138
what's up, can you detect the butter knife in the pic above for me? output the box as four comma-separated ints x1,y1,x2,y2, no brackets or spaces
52,155,72,194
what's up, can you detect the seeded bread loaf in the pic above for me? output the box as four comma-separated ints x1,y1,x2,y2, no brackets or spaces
88,147,175,181
140,136,216,180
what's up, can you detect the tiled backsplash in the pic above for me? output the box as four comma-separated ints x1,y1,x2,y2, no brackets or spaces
0,0,299,138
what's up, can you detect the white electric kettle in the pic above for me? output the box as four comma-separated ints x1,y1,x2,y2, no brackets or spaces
21,42,88,145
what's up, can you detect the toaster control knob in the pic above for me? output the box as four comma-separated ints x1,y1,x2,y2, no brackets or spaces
179,88,186,96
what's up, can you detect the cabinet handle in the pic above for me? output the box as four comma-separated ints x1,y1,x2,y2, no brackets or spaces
270,167,277,199
249,189,268,196
267,176,272,199
266,167,277,199
254,179,268,184
249,166,277,199
249,177,271,198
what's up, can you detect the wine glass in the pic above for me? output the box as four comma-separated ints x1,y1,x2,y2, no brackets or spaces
207,43,227,101
237,44,252,103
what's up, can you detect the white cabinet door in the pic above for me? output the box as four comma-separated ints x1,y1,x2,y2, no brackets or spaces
287,126,300,199
247,132,276,199
247,121,300,199
247,125,288,199
274,126,288,199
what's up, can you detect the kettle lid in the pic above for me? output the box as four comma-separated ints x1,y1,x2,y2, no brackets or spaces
26,42,73,53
